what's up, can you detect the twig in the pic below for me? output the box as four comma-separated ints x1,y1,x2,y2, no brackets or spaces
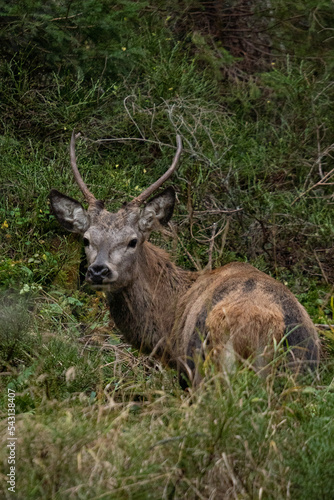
315,324,334,330
123,95,145,139
221,452,248,498
206,222,217,270
192,208,242,215
190,219,232,246
169,224,201,271
50,13,83,22
292,143,334,205
315,114,324,179
313,251,329,284
219,219,230,259
89,136,202,160
93,136,175,148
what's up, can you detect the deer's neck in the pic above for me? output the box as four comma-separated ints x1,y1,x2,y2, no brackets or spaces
106,241,195,360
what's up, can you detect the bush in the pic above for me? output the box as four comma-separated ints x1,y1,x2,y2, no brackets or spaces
0,292,33,365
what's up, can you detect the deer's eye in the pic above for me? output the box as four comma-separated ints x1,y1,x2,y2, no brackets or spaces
128,238,138,248
83,237,90,247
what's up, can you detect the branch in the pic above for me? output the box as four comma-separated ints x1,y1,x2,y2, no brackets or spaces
292,143,334,205
206,222,218,271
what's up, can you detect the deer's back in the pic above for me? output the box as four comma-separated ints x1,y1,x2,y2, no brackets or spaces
172,262,320,377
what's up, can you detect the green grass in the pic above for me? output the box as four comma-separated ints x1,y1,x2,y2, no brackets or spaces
1,304,334,500
0,279,333,499
1,1,334,498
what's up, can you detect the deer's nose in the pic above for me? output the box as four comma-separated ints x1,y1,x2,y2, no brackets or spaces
86,265,112,284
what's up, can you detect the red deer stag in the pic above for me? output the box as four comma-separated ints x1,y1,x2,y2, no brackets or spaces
50,132,320,386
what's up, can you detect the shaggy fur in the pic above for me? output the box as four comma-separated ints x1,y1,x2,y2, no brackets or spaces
50,188,321,386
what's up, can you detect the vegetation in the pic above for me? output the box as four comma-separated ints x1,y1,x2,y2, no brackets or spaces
0,1,334,498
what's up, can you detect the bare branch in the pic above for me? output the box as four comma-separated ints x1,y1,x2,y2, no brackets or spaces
292,143,334,205
206,222,218,271
130,135,183,205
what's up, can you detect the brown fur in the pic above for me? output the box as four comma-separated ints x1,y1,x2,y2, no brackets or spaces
106,242,195,358
106,245,320,384
50,188,320,387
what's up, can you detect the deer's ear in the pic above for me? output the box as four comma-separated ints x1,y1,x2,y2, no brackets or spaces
138,186,175,233
49,189,90,234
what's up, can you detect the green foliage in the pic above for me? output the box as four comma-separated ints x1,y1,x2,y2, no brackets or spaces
0,289,119,413
262,0,334,62
0,292,33,365
1,356,334,498
0,1,334,498
1,0,147,80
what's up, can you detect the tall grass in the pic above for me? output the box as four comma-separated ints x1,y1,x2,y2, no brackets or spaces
1,308,333,500
1,1,334,498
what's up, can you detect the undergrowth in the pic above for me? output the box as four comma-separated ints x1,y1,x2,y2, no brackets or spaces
1,1,334,498
0,299,334,499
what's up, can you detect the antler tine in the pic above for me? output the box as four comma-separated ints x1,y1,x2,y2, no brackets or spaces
130,135,183,205
70,131,97,206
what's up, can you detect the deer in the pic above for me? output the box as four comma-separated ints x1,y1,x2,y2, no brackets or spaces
49,132,320,386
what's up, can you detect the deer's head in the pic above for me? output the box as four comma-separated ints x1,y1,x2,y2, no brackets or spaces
50,133,182,291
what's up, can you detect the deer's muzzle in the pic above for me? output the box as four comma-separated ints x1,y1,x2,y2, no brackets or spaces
86,264,113,285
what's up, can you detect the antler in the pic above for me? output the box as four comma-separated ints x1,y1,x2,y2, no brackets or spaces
130,135,183,205
70,132,182,207
70,131,97,206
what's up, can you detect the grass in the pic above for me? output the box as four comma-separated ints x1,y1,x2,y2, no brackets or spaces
1,303,334,500
1,1,334,498
0,286,333,499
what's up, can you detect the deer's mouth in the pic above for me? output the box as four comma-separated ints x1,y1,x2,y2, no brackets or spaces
88,282,123,293
85,265,119,288
86,271,120,292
